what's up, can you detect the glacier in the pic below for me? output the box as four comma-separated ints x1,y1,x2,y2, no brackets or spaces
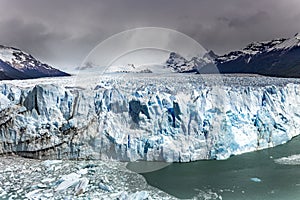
1,74,300,162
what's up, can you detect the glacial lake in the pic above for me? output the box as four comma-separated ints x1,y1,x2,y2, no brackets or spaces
127,135,300,199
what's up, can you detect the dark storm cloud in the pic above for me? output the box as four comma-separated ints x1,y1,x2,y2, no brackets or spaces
0,18,69,58
0,0,299,69
218,11,270,28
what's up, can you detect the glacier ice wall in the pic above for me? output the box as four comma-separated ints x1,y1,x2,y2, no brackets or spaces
1,79,300,162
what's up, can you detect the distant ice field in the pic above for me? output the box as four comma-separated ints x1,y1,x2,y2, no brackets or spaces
1,72,300,89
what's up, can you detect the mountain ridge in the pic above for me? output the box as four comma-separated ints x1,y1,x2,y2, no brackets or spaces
165,33,300,78
213,33,300,77
0,45,70,80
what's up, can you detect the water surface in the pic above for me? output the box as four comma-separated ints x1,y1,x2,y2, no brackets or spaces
127,136,300,199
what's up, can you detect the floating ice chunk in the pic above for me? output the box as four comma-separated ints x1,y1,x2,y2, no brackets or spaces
43,193,53,198
250,177,262,182
274,154,300,165
37,183,47,188
128,191,149,200
55,173,81,191
16,189,23,194
55,179,80,192
25,189,43,199
75,177,89,195
100,175,109,184
42,160,62,167
0,187,7,197
99,182,113,192
41,177,56,183
78,168,88,175
193,189,222,200
61,172,80,181
116,191,129,200
103,190,147,200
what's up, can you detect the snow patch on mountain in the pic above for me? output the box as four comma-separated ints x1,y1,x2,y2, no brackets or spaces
217,33,300,65
0,46,16,64
165,52,215,73
0,45,44,71
86,51,216,75
0,45,70,80
270,33,300,51
217,38,286,64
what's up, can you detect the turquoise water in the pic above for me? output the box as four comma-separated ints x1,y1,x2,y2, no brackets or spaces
127,136,300,199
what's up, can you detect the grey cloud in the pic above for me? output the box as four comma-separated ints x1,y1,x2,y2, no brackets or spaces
218,11,269,28
0,0,299,69
0,18,70,63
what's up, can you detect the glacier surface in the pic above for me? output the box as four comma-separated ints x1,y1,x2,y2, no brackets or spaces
1,74,300,162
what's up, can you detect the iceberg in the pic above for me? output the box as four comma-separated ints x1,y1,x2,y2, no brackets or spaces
250,178,262,183
274,154,300,165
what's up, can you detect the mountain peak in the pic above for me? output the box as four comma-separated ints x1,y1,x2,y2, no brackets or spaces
165,52,215,73
271,33,300,51
215,33,300,77
0,45,70,80
294,32,300,40
207,50,218,59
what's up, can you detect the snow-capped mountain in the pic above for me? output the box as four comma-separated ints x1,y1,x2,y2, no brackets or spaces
93,51,217,74
165,51,216,73
216,33,300,77
145,33,300,77
216,38,286,64
0,45,70,80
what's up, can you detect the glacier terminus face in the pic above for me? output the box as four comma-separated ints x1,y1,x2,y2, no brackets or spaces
1,74,300,162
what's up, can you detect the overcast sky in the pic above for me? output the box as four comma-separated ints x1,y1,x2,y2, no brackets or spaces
0,0,300,70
